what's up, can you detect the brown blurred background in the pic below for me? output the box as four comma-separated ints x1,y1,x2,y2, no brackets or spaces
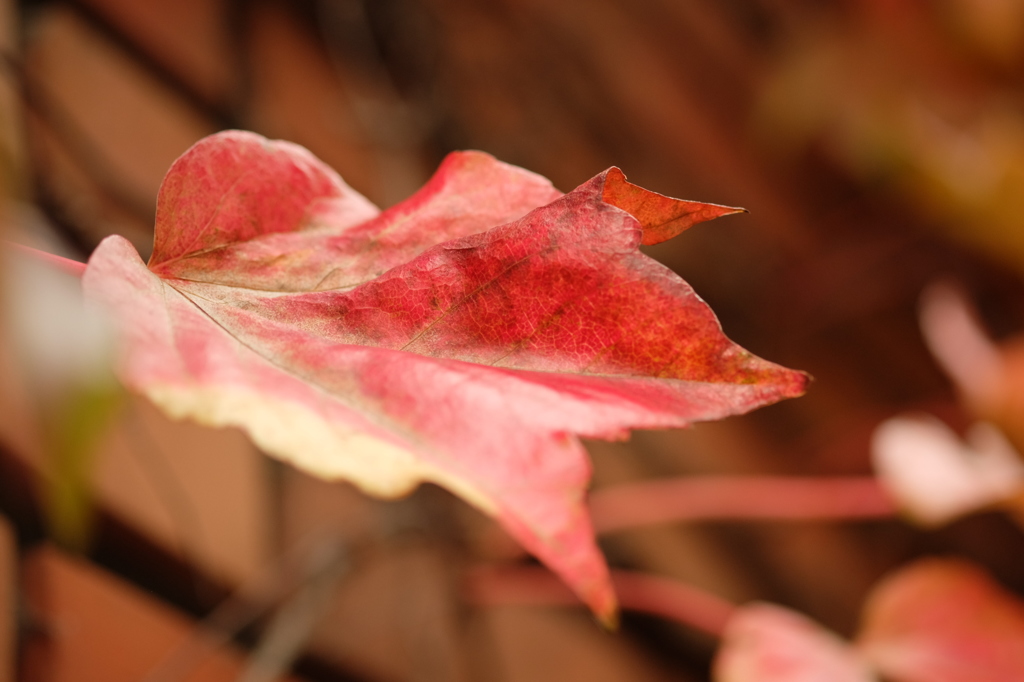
3,0,1024,680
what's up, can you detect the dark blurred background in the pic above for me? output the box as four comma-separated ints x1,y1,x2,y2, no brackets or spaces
3,1,1024,680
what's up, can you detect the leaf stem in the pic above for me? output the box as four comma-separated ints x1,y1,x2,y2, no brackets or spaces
590,476,897,533
5,241,86,277
464,564,736,637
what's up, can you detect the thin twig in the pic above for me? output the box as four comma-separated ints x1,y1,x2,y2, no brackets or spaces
142,531,346,682
237,540,348,682
464,564,736,637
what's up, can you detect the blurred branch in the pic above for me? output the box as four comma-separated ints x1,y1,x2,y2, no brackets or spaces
238,540,348,682
143,532,348,682
590,476,897,533
464,564,736,637
0,517,11,682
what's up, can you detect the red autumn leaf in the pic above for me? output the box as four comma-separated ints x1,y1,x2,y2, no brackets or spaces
713,603,878,682
81,130,808,622
857,559,1024,681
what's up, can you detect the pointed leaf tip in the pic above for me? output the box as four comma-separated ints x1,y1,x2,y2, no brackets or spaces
596,604,620,631
601,167,746,246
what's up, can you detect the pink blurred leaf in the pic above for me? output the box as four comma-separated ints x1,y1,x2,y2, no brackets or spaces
857,559,1024,682
920,281,1024,462
81,130,808,621
713,603,878,682
919,282,1004,413
871,415,1024,525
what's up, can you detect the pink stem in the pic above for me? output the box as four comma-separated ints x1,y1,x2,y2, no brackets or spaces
590,476,897,533
5,242,87,277
464,564,736,637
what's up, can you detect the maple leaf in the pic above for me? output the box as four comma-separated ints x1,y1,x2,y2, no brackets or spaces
81,131,808,622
